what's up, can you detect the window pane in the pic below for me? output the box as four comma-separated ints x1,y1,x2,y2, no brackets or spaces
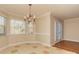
0,16,5,34
28,22,33,34
10,19,25,34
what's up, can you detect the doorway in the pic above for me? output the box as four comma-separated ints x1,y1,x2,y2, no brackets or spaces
54,19,62,43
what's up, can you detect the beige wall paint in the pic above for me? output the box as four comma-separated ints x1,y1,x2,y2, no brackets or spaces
36,12,51,46
0,36,8,48
50,15,55,45
64,18,79,42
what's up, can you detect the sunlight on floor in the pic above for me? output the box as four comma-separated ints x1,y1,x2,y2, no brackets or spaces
0,43,76,54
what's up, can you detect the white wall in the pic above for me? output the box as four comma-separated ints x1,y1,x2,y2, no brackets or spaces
64,18,79,42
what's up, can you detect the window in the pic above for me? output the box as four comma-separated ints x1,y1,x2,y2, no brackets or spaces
10,19,25,34
0,16,5,34
28,22,33,34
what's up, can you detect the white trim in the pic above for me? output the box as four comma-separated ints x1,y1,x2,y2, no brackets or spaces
41,42,51,47
34,32,50,36
38,12,51,18
38,41,51,47
63,39,79,42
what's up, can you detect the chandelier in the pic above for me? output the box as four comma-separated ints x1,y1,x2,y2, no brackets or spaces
24,4,36,24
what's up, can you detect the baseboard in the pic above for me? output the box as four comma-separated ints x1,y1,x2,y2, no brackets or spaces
63,39,79,43
39,41,51,47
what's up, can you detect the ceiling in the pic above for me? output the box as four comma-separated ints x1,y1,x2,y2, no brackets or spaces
0,4,79,19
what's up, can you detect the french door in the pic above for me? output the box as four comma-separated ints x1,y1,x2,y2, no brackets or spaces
55,19,62,43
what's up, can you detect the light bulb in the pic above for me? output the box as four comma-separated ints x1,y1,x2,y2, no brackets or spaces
33,15,36,19
27,14,29,18
24,16,26,19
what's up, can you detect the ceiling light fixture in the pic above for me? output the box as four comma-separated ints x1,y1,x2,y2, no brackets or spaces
24,4,36,24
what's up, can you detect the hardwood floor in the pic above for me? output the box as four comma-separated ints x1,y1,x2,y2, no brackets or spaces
53,40,79,53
